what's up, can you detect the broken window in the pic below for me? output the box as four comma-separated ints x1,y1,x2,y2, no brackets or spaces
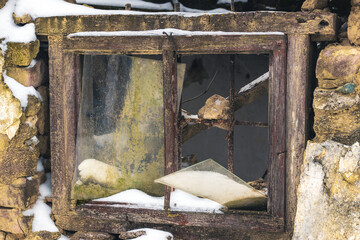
49,31,287,232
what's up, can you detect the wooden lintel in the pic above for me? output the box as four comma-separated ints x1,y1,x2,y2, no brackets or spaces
62,34,283,55
35,12,337,41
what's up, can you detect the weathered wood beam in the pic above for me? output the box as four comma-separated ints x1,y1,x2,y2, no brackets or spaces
55,205,284,233
36,12,336,41
62,34,283,55
285,34,313,231
182,73,269,142
49,36,80,214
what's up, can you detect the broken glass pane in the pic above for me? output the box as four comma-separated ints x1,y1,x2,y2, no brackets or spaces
71,55,185,200
155,159,267,209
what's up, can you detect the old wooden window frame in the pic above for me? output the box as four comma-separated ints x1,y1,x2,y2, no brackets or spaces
48,32,287,234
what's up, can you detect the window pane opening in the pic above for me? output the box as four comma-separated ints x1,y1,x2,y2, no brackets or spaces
180,54,269,211
72,54,186,201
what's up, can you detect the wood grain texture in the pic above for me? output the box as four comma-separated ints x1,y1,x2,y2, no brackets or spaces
268,39,287,219
49,36,79,214
162,50,178,210
35,12,337,41
62,35,284,55
285,34,312,231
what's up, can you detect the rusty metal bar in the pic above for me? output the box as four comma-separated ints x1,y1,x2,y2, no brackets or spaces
227,55,235,173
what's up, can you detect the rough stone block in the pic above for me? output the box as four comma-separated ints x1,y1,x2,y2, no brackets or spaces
352,0,360,6
5,40,40,67
198,94,230,120
24,231,61,240
71,232,115,240
316,44,360,88
0,231,5,240
12,13,33,25
0,174,40,209
293,141,360,239
36,86,49,135
0,209,32,236
25,95,41,117
313,88,360,144
0,0,7,9
301,0,328,11
38,135,50,157
0,123,39,184
349,6,360,46
6,60,46,88
0,82,22,139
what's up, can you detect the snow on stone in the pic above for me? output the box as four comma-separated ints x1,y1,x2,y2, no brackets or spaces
239,71,269,93
217,0,248,4
40,173,52,197
0,0,36,52
23,173,57,232
93,189,223,213
128,228,173,240
36,158,45,172
76,0,173,11
69,28,284,37
3,72,42,109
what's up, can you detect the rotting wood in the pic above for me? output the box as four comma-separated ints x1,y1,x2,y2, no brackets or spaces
227,55,235,173
48,35,79,215
285,34,312,231
54,214,128,233
162,50,178,210
35,12,337,41
267,38,287,219
57,206,284,232
63,34,284,55
182,72,268,142
118,230,146,239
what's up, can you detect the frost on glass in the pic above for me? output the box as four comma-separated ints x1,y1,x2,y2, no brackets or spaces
155,159,267,209
71,55,185,200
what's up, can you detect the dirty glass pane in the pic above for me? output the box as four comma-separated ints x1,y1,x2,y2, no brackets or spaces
71,55,185,200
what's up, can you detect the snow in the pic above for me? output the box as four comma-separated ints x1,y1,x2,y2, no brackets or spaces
76,0,173,11
68,28,285,37
23,173,56,232
14,0,231,19
37,159,44,172
217,0,248,4
39,173,52,197
0,0,36,52
93,189,223,213
128,228,173,240
239,71,269,93
3,72,42,109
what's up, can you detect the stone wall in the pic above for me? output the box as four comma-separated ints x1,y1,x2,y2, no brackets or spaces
0,3,50,239
293,0,360,239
